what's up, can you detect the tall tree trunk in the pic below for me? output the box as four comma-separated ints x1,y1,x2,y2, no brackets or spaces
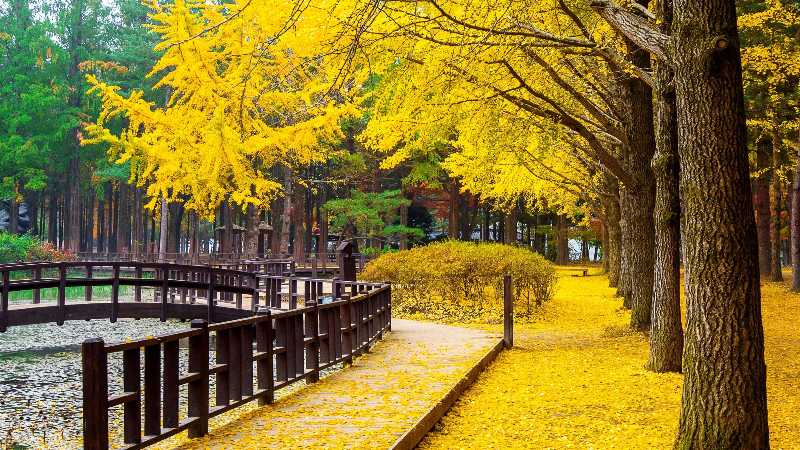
604,182,622,287
116,183,130,255
133,187,142,256
158,196,168,262
755,139,772,277
66,158,81,252
673,1,769,445
481,207,490,241
770,130,783,281
447,182,460,240
399,204,409,250
792,130,800,291
48,189,58,244
293,183,307,263
647,0,683,372
620,25,657,330
245,204,259,258
279,169,292,256
555,215,569,265
504,207,517,245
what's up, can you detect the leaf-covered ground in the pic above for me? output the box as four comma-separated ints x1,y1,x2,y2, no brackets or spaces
419,268,800,449
157,319,498,449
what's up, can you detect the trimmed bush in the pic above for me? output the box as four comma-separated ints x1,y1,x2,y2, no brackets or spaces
0,233,75,264
361,241,557,323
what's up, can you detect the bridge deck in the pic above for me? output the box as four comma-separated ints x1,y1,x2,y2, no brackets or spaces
160,319,499,449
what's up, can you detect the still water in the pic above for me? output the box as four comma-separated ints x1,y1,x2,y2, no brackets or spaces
0,319,188,448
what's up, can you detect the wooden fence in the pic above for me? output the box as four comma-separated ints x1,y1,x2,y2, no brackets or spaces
82,281,391,449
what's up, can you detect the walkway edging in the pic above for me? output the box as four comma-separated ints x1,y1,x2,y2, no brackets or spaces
389,338,506,450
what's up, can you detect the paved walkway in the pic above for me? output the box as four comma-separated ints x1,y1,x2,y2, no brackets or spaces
167,319,499,449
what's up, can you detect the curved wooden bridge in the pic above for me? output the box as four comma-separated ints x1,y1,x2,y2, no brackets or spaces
0,258,392,449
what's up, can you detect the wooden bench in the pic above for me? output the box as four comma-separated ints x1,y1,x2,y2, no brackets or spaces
570,268,589,277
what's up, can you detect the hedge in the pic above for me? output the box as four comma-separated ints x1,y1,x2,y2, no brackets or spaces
360,241,557,323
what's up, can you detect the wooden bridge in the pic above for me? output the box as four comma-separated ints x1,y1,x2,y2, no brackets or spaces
0,258,392,449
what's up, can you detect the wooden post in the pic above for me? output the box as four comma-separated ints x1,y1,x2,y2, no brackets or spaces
163,340,180,428
251,275,260,312
305,300,320,383
57,263,66,325
111,264,120,323
33,267,41,304
207,270,216,323
188,319,209,438
82,338,109,450
256,307,274,405
160,267,169,322
0,270,8,332
503,275,513,348
134,265,142,302
85,265,93,302
122,347,141,444
144,344,161,436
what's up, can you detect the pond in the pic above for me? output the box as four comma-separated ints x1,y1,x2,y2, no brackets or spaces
0,319,188,449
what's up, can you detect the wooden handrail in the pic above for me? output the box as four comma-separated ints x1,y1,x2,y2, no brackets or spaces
81,276,392,450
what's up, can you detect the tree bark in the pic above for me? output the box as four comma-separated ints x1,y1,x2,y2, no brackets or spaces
555,215,569,265
293,183,307,263
158,196,168,262
279,169,292,256
620,23,657,330
117,183,130,255
647,0,683,372
672,1,769,446
245,204,259,258
792,131,800,291
603,178,622,288
504,207,517,245
448,181,460,240
755,139,773,277
769,130,783,281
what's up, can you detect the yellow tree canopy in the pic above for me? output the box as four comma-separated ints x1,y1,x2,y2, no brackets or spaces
84,0,363,216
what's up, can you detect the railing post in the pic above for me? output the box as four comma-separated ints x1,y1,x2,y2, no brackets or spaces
82,338,108,450
0,269,8,332
207,270,216,323
503,275,513,348
251,274,260,312
85,265,93,302
57,262,66,325
305,300,320,383
111,264,120,323
256,307,274,405
160,267,169,322
33,267,41,304
188,319,209,438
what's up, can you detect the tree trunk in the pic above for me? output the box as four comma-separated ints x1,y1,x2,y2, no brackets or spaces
620,27,657,330
555,215,569,265
293,183,307,263
48,189,58,244
66,158,81,253
8,184,19,234
604,181,622,287
448,182,460,240
673,0,769,445
117,183,130,255
245,204,259,258
770,131,783,281
158,196,168,262
755,139,772,277
792,131,800,291
504,207,517,245
279,169,292,256
481,207,490,241
647,0,683,372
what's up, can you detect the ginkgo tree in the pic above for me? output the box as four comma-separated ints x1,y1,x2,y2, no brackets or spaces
84,0,362,218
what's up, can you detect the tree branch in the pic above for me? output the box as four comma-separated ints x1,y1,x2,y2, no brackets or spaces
589,0,671,62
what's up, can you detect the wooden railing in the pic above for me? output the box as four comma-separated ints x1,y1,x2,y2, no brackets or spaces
0,261,270,332
82,280,391,449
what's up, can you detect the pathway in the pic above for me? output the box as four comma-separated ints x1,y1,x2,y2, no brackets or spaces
160,319,499,449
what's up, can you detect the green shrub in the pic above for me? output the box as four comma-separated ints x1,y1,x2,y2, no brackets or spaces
0,233,75,263
361,241,558,323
